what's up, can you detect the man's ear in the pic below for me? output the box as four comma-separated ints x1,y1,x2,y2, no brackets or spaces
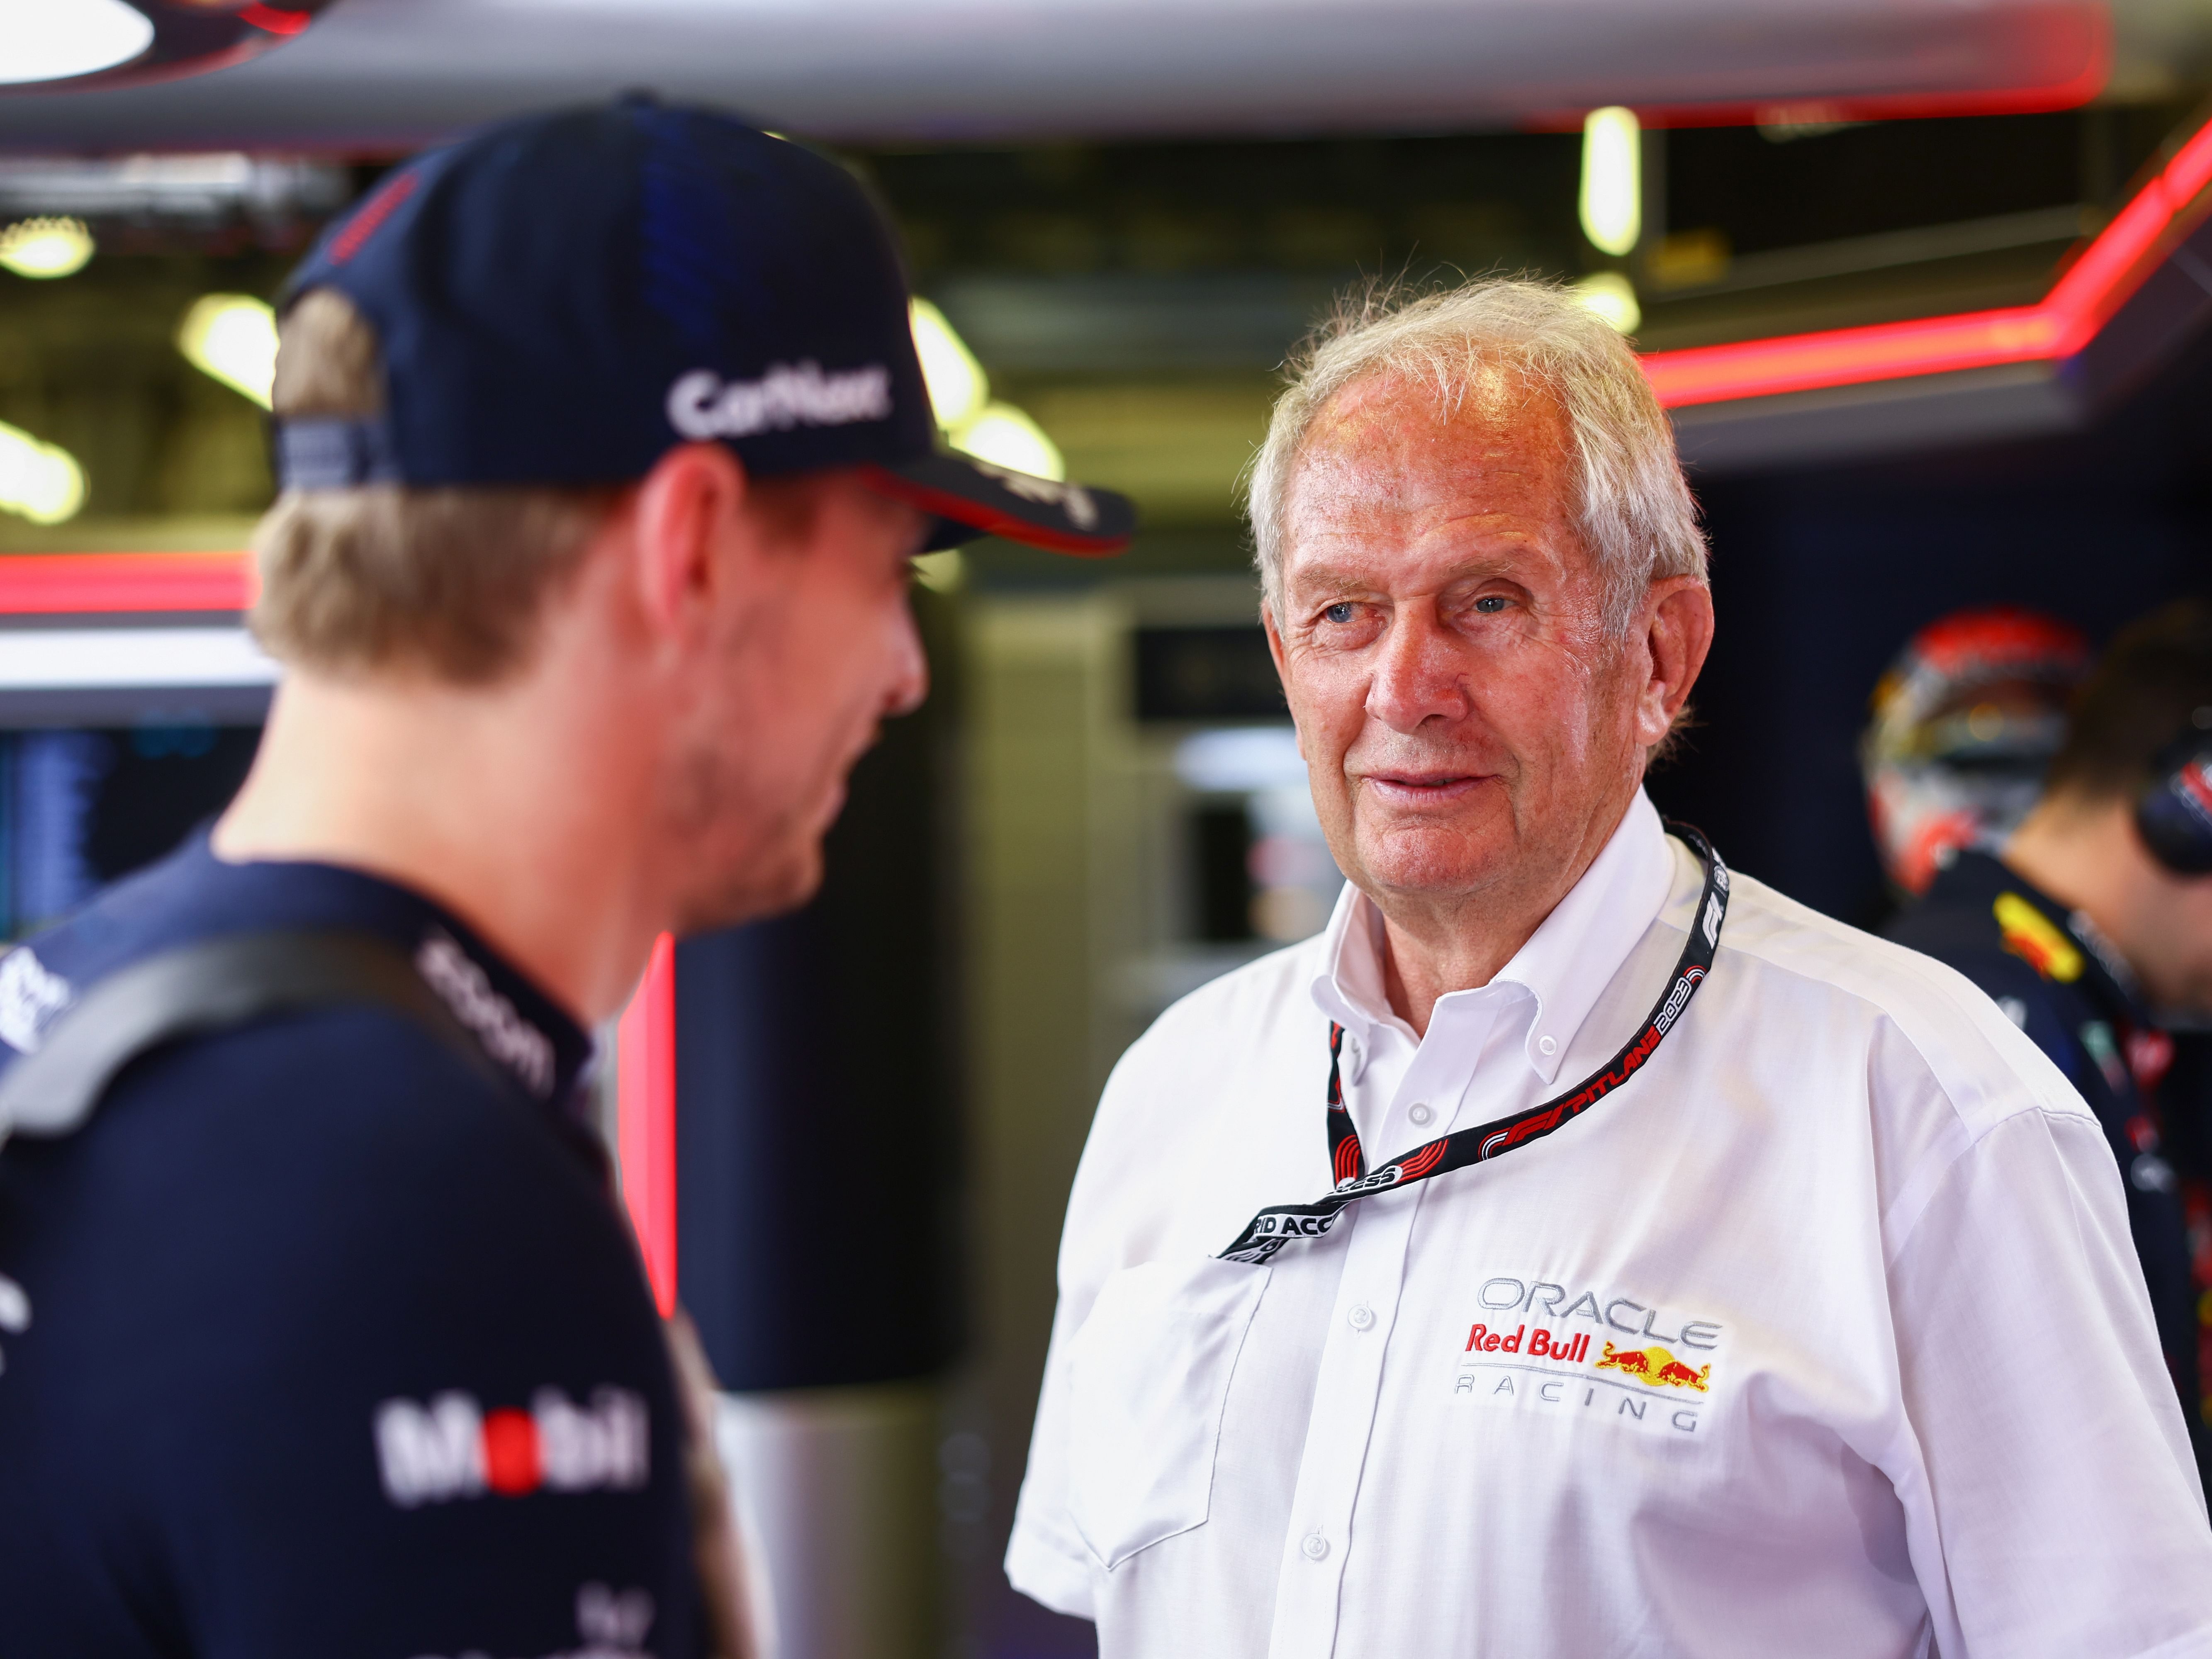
628,440,751,639
1637,577,1715,747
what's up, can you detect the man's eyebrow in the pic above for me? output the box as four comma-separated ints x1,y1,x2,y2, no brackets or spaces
1286,553,1520,601
1284,566,1378,601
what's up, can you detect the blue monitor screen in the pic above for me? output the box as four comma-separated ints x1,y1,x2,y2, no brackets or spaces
0,724,260,939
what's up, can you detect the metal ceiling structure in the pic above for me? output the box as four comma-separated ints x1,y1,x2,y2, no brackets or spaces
0,0,2135,152
1658,111,2212,472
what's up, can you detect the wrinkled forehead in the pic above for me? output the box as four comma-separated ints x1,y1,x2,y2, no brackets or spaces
1281,364,1577,558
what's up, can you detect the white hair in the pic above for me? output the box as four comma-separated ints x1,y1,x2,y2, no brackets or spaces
1246,277,1708,631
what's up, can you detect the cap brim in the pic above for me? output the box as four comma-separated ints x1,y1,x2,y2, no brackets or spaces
863,453,1135,557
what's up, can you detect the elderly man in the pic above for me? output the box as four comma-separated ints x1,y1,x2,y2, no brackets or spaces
1007,280,2212,1658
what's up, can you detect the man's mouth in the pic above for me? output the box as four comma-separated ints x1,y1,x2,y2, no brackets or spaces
1359,770,1489,808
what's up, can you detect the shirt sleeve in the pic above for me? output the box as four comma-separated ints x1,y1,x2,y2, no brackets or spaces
1005,1288,1103,1620
1887,1102,2212,1659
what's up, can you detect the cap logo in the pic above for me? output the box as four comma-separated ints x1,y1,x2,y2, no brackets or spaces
970,458,1100,530
666,362,893,441
326,168,420,265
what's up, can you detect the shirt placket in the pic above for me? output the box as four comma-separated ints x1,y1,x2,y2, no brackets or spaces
1264,1002,1500,1659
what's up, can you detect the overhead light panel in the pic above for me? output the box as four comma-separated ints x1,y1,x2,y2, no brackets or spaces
910,297,990,431
0,0,153,87
1580,106,1641,257
177,293,277,408
0,0,331,93
0,217,93,279
952,403,1065,482
0,421,86,525
1573,271,1641,335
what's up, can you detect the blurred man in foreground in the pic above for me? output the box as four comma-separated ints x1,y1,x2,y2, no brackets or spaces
1008,278,2212,1659
0,101,1128,1659
1888,599,2212,1479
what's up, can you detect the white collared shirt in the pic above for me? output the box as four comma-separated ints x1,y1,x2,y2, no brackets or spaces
1008,791,2212,1659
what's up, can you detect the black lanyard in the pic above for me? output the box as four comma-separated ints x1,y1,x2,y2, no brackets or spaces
1219,824,1728,1265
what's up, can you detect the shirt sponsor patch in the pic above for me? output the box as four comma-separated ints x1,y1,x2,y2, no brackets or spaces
410,1581,657,1659
374,1386,648,1506
1994,893,2083,983
415,930,556,1097
0,947,71,1053
1451,1273,1725,1440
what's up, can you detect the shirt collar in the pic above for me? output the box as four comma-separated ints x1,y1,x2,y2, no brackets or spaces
10,831,597,1113
1311,789,1677,1085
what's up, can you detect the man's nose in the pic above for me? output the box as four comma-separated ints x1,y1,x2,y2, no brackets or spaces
1365,609,1469,732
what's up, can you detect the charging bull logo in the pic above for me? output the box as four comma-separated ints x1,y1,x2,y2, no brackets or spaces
1596,1341,1711,1392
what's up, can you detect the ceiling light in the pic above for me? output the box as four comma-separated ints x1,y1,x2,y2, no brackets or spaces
0,154,348,223
951,402,1064,481
0,217,93,279
1574,272,1641,334
1580,106,1641,258
0,0,153,87
176,294,277,407
0,421,86,525
0,0,331,92
911,297,990,431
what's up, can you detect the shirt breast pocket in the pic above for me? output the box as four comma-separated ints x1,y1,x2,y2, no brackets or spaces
1066,1256,1270,1570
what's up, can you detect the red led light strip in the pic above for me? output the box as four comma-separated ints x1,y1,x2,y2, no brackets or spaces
616,933,679,1316
237,3,312,36
0,550,255,614
1643,114,2212,407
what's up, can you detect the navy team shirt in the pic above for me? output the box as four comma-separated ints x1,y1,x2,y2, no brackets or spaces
0,835,701,1659
1886,847,2208,1484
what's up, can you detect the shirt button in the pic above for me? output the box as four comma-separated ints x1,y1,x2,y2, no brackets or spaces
1348,1304,1375,1331
1538,1034,1558,1056
1302,1533,1330,1561
1407,1101,1433,1126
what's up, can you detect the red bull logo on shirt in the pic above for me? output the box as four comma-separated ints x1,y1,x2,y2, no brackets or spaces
1596,1340,1711,1391
1453,1273,1725,1440
374,1386,648,1507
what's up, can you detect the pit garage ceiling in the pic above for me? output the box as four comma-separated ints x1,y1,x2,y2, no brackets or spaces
0,0,2198,152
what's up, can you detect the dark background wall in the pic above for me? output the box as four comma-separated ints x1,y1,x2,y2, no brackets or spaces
674,590,967,1392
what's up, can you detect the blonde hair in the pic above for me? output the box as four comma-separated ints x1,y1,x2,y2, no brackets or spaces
250,288,620,682
1247,277,1707,631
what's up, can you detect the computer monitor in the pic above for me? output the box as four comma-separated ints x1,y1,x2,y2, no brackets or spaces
0,554,273,939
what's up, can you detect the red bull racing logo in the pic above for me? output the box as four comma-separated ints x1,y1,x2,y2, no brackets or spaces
1453,1273,1725,1440
1596,1340,1711,1391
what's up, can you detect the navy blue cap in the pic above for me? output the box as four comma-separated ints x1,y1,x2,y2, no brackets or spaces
273,97,1134,557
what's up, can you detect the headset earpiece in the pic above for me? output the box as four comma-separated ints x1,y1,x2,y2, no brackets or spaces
2136,718,2212,876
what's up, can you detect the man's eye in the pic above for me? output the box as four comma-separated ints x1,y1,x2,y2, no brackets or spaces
1323,602,1357,625
1473,595,1509,614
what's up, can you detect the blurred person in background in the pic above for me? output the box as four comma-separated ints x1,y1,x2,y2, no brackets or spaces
1860,605,2091,904
0,100,1128,1659
1007,277,2212,1659
1887,599,2212,1486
